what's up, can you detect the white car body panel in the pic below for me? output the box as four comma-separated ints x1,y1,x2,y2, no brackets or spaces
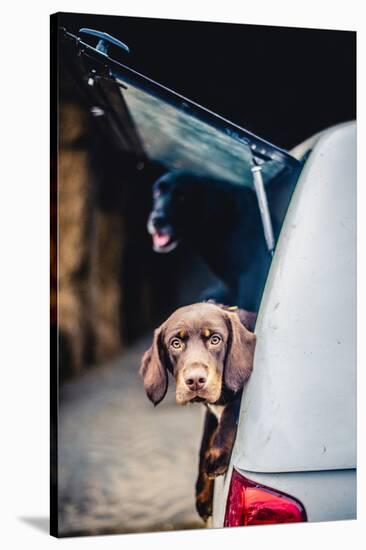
234,122,356,473
213,122,356,525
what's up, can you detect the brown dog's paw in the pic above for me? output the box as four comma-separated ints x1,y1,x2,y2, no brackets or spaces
195,474,214,521
204,447,230,479
196,491,213,522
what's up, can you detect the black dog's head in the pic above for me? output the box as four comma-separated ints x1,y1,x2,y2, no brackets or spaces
147,171,202,253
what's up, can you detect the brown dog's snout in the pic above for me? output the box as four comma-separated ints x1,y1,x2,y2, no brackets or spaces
183,364,208,392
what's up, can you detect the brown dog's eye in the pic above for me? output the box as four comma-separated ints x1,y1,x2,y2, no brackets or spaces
170,337,182,350
210,334,222,345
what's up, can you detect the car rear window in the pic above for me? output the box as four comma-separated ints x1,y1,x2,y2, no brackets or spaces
115,74,286,187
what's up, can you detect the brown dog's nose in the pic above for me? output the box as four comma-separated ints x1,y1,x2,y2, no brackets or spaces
184,366,207,392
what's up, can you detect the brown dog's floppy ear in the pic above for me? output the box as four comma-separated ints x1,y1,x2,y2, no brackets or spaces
139,325,168,406
224,312,256,393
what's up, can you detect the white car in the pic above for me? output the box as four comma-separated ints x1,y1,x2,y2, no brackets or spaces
213,121,356,527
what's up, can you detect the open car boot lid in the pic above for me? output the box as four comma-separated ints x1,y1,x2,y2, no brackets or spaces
59,27,303,254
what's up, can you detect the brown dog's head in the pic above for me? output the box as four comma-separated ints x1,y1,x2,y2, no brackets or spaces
140,302,256,406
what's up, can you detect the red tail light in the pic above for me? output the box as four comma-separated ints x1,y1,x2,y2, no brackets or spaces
224,469,307,527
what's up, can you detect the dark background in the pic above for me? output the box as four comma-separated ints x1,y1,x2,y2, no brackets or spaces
58,11,356,149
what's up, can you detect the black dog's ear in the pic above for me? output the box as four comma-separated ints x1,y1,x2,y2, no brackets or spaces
224,312,256,393
139,325,168,406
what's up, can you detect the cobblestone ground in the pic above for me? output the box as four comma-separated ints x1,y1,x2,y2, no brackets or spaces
58,336,205,536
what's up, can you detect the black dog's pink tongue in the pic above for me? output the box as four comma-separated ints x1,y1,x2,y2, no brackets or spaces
153,231,170,248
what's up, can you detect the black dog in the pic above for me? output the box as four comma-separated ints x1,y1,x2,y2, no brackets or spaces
147,170,272,311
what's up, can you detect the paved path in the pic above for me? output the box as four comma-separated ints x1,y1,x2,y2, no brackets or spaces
58,336,205,536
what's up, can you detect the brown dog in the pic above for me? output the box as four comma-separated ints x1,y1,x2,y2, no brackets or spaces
140,302,256,521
